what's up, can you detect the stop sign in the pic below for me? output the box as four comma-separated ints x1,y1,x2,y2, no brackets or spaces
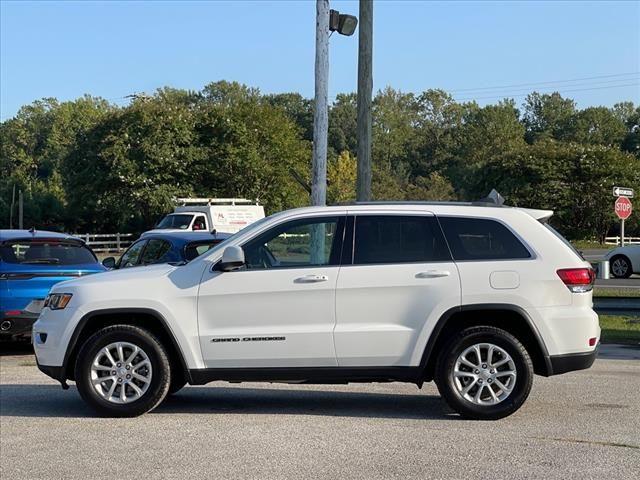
615,196,632,220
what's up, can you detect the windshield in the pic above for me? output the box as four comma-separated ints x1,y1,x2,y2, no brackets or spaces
156,214,193,230
0,240,97,265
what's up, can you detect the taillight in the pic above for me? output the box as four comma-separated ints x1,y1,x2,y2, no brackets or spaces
557,268,595,293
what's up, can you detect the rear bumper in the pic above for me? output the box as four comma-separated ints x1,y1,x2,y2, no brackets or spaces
548,343,599,376
0,311,38,338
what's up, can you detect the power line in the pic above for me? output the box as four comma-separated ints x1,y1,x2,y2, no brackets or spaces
448,72,639,93
453,82,640,102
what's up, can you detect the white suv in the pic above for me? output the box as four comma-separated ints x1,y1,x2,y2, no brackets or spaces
33,203,599,419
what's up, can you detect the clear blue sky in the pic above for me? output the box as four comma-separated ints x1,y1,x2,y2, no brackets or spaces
1,0,639,120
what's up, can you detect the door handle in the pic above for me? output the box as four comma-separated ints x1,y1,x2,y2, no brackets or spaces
415,270,451,279
295,274,329,283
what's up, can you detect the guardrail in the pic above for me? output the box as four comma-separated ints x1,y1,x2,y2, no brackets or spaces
604,236,640,246
593,297,640,315
74,233,135,253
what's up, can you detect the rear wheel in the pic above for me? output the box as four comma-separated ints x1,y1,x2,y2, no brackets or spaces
435,326,533,420
75,325,171,417
610,255,633,278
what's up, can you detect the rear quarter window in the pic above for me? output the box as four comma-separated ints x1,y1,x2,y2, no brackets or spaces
439,217,531,261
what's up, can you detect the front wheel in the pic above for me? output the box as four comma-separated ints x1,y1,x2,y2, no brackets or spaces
74,325,171,417
435,326,533,420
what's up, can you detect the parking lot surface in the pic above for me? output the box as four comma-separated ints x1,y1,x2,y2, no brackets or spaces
1,346,639,480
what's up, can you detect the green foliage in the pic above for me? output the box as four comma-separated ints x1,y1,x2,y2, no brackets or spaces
1,83,637,240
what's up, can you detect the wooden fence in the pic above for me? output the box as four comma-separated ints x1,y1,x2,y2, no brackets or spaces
74,233,135,253
604,236,640,246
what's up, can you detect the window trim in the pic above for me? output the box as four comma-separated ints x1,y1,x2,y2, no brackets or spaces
347,213,454,267
435,215,536,262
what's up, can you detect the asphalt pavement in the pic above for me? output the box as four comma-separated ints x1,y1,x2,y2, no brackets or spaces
1,346,639,479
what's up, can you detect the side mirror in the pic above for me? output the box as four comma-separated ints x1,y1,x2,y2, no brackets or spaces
102,257,116,269
217,246,245,272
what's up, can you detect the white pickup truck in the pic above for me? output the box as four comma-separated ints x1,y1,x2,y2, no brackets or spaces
146,198,265,235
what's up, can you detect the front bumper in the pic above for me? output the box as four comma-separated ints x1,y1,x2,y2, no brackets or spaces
548,343,599,375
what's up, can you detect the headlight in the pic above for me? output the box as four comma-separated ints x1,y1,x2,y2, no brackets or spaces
44,293,73,310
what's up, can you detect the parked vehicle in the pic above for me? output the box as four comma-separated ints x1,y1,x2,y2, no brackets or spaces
33,202,599,419
604,244,640,278
148,198,265,235
0,230,106,341
101,231,232,269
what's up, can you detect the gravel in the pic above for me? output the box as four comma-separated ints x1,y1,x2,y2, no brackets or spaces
1,346,639,479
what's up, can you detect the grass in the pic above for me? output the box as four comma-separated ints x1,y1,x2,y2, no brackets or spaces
571,239,608,250
599,315,640,345
593,287,640,298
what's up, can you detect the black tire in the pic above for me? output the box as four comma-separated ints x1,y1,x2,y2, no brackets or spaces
610,255,633,279
434,326,533,420
74,324,171,417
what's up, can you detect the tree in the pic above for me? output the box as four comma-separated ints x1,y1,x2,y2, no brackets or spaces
523,92,576,143
328,93,357,159
477,140,639,239
327,150,356,204
565,106,627,147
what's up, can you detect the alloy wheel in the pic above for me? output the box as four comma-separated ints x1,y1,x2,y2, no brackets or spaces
452,342,517,405
90,341,153,404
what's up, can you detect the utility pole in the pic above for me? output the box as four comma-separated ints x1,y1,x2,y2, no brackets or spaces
356,0,373,201
311,0,330,207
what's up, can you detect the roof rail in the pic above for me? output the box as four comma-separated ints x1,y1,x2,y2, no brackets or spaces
331,200,507,208
174,198,259,206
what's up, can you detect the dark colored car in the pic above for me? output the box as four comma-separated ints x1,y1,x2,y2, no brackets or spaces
0,229,106,340
102,231,232,269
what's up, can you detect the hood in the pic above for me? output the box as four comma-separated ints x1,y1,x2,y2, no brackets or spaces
51,263,176,290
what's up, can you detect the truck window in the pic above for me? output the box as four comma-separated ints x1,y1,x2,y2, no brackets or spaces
192,216,207,231
156,214,193,230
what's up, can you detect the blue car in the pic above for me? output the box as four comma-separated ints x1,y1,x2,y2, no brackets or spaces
0,229,106,341
101,231,232,269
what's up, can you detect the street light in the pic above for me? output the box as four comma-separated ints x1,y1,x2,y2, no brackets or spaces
329,9,358,36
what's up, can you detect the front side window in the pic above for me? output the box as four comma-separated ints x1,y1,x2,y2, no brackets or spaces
353,215,450,265
119,240,147,268
140,239,172,265
242,216,344,270
192,216,207,231
439,216,531,261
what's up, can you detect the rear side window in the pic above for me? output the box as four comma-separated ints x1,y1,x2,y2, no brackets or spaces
0,240,96,265
185,241,222,261
353,215,451,265
439,217,531,261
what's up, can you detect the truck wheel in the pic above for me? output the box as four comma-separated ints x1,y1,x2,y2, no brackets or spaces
75,325,171,417
434,326,533,420
610,255,632,279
